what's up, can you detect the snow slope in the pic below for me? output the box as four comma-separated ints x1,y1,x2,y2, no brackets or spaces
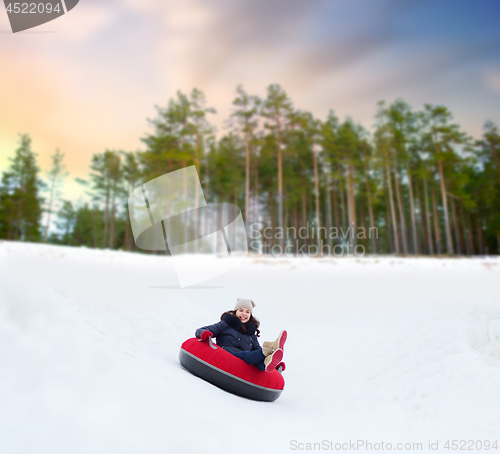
1,241,500,453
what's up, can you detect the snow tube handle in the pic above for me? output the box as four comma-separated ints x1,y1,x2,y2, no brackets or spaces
198,335,217,350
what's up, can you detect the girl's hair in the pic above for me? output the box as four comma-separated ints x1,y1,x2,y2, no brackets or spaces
220,310,260,337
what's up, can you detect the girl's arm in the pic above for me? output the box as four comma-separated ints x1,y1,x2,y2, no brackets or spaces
251,334,261,351
195,320,227,339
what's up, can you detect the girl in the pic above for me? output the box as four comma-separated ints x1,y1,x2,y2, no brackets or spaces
195,298,287,372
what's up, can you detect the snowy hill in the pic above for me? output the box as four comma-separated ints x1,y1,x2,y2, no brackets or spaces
1,241,500,453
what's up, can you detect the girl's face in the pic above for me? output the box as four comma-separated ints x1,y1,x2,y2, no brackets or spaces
236,308,251,323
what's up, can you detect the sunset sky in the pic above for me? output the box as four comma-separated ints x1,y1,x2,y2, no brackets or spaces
1,0,499,202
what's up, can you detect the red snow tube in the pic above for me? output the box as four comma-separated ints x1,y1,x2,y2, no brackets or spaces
179,337,285,402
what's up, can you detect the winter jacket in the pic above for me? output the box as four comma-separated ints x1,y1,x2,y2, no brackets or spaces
195,313,261,354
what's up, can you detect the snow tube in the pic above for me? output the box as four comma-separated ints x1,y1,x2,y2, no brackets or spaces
179,337,285,402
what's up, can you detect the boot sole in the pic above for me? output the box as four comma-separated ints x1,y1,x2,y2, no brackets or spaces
265,348,283,371
277,330,287,352
262,330,288,355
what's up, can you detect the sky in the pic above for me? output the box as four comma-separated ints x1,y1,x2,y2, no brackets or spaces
1,0,499,203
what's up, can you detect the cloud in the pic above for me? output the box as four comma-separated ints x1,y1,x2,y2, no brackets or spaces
342,37,500,104
151,0,428,91
283,30,399,91
165,0,327,79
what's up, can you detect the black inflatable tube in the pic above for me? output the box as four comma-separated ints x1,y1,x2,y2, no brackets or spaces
179,348,283,402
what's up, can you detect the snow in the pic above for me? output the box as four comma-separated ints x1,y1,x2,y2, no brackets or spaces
1,240,500,453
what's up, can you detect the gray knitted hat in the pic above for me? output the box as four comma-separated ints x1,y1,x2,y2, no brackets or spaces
235,298,256,313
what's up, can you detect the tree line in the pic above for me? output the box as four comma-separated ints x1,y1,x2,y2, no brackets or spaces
1,85,499,255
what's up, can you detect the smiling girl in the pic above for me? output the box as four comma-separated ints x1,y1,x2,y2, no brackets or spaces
195,298,287,372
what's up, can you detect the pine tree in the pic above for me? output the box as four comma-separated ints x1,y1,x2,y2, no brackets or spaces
231,85,260,226
261,84,293,248
0,134,44,241
337,119,362,247
423,105,468,255
77,150,122,248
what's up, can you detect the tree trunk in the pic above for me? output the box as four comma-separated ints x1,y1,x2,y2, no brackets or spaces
392,152,408,254
346,163,356,247
325,172,332,250
253,152,259,235
269,191,276,251
466,211,475,255
312,147,321,249
385,192,393,254
431,184,442,254
245,128,250,225
44,174,56,243
255,164,260,252
249,151,254,229
181,160,188,253
449,196,461,255
338,163,347,232
385,151,399,253
405,163,418,254
476,217,485,255
331,173,340,240
302,185,308,250
423,177,434,255
92,207,98,249
458,204,470,255
7,199,15,240
103,186,110,248
109,186,116,249
194,122,201,254
364,163,377,254
415,179,426,255
284,190,289,241
292,204,298,255
14,196,22,240
433,136,453,254
124,213,131,251
277,116,283,249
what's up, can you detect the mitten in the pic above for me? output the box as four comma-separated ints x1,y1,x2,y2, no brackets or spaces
200,331,213,342
276,361,286,372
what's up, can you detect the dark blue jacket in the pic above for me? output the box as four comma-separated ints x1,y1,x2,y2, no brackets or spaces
195,313,261,354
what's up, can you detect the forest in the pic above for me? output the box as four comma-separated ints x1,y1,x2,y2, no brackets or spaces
1,84,499,256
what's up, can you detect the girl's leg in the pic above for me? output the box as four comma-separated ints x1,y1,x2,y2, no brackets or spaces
231,348,266,371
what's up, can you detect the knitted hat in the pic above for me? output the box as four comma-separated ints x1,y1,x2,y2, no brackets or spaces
235,298,256,313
